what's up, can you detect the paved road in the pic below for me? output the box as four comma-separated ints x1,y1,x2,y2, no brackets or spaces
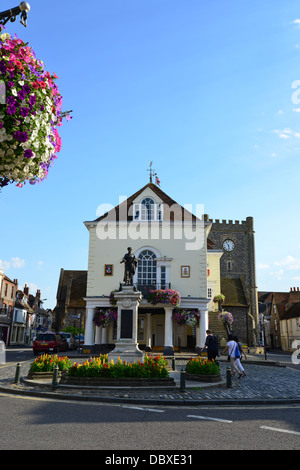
0,393,299,450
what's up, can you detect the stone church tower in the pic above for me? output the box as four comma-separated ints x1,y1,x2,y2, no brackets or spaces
205,215,259,346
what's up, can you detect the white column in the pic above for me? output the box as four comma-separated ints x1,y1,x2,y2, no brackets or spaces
164,306,174,354
197,308,208,350
102,326,108,344
146,312,152,350
95,325,102,345
84,307,95,346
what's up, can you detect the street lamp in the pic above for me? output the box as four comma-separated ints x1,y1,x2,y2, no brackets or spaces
0,2,30,28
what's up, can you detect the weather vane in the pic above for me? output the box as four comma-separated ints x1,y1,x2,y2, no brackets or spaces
147,161,161,186
147,161,155,183
0,2,30,28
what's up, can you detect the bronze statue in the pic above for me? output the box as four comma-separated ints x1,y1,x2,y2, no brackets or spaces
121,247,138,285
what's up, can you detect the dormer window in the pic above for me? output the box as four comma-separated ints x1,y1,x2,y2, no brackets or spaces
134,197,162,221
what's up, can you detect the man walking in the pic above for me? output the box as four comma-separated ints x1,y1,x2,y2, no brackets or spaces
201,329,219,361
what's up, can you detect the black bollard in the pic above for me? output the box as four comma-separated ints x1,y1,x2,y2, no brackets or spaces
14,363,21,384
172,357,175,371
180,368,186,392
52,365,59,389
226,367,232,388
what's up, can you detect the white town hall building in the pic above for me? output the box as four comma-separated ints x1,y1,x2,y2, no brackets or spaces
82,180,224,356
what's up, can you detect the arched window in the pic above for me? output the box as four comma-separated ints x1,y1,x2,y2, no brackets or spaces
134,197,162,221
141,198,155,221
137,250,157,286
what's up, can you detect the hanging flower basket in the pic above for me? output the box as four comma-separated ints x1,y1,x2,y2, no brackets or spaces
148,289,181,307
172,308,200,326
213,294,225,304
218,311,234,325
0,32,71,188
93,308,118,328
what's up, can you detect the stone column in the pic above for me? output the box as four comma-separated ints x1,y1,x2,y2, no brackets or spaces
195,308,208,354
102,325,108,345
145,312,152,352
84,307,95,348
94,325,102,345
163,306,174,356
108,286,143,363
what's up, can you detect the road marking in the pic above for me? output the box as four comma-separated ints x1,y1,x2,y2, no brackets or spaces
122,406,165,413
187,415,233,423
260,426,300,437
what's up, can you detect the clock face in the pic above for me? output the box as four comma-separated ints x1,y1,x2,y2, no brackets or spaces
223,239,235,252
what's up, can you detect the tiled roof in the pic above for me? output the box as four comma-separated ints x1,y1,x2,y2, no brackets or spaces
281,301,300,320
88,183,201,223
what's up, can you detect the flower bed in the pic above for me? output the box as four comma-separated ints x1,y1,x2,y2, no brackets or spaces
185,357,221,382
67,354,169,379
27,354,72,379
60,354,175,387
0,32,71,189
148,289,181,307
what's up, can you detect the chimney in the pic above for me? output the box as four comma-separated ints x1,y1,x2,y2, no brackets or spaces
23,284,29,296
36,289,41,300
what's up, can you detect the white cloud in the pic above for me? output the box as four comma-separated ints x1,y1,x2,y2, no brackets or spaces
272,129,291,139
293,108,300,112
293,19,300,27
11,257,25,268
257,263,270,269
272,128,300,140
274,255,300,270
0,259,10,270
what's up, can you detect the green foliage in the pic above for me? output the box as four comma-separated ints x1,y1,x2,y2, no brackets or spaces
186,357,219,375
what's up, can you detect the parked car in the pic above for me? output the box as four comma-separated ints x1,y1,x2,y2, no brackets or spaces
59,332,76,350
33,332,68,355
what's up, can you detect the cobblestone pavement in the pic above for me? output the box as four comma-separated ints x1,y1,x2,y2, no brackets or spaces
1,356,300,405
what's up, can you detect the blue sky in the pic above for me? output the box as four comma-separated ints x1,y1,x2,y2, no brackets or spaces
1,0,300,309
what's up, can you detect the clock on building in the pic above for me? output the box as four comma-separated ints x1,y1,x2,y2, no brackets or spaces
223,239,235,252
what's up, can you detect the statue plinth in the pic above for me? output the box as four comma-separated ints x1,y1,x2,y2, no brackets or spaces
108,285,144,363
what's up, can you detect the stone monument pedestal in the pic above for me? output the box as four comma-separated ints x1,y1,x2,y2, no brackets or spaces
108,285,144,363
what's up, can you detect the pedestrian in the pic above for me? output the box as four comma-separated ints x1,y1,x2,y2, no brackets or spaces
201,329,219,362
234,335,247,362
222,334,246,378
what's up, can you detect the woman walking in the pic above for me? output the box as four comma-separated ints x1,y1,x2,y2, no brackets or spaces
223,334,246,378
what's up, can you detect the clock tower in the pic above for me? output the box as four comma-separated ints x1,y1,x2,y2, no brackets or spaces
204,215,259,346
